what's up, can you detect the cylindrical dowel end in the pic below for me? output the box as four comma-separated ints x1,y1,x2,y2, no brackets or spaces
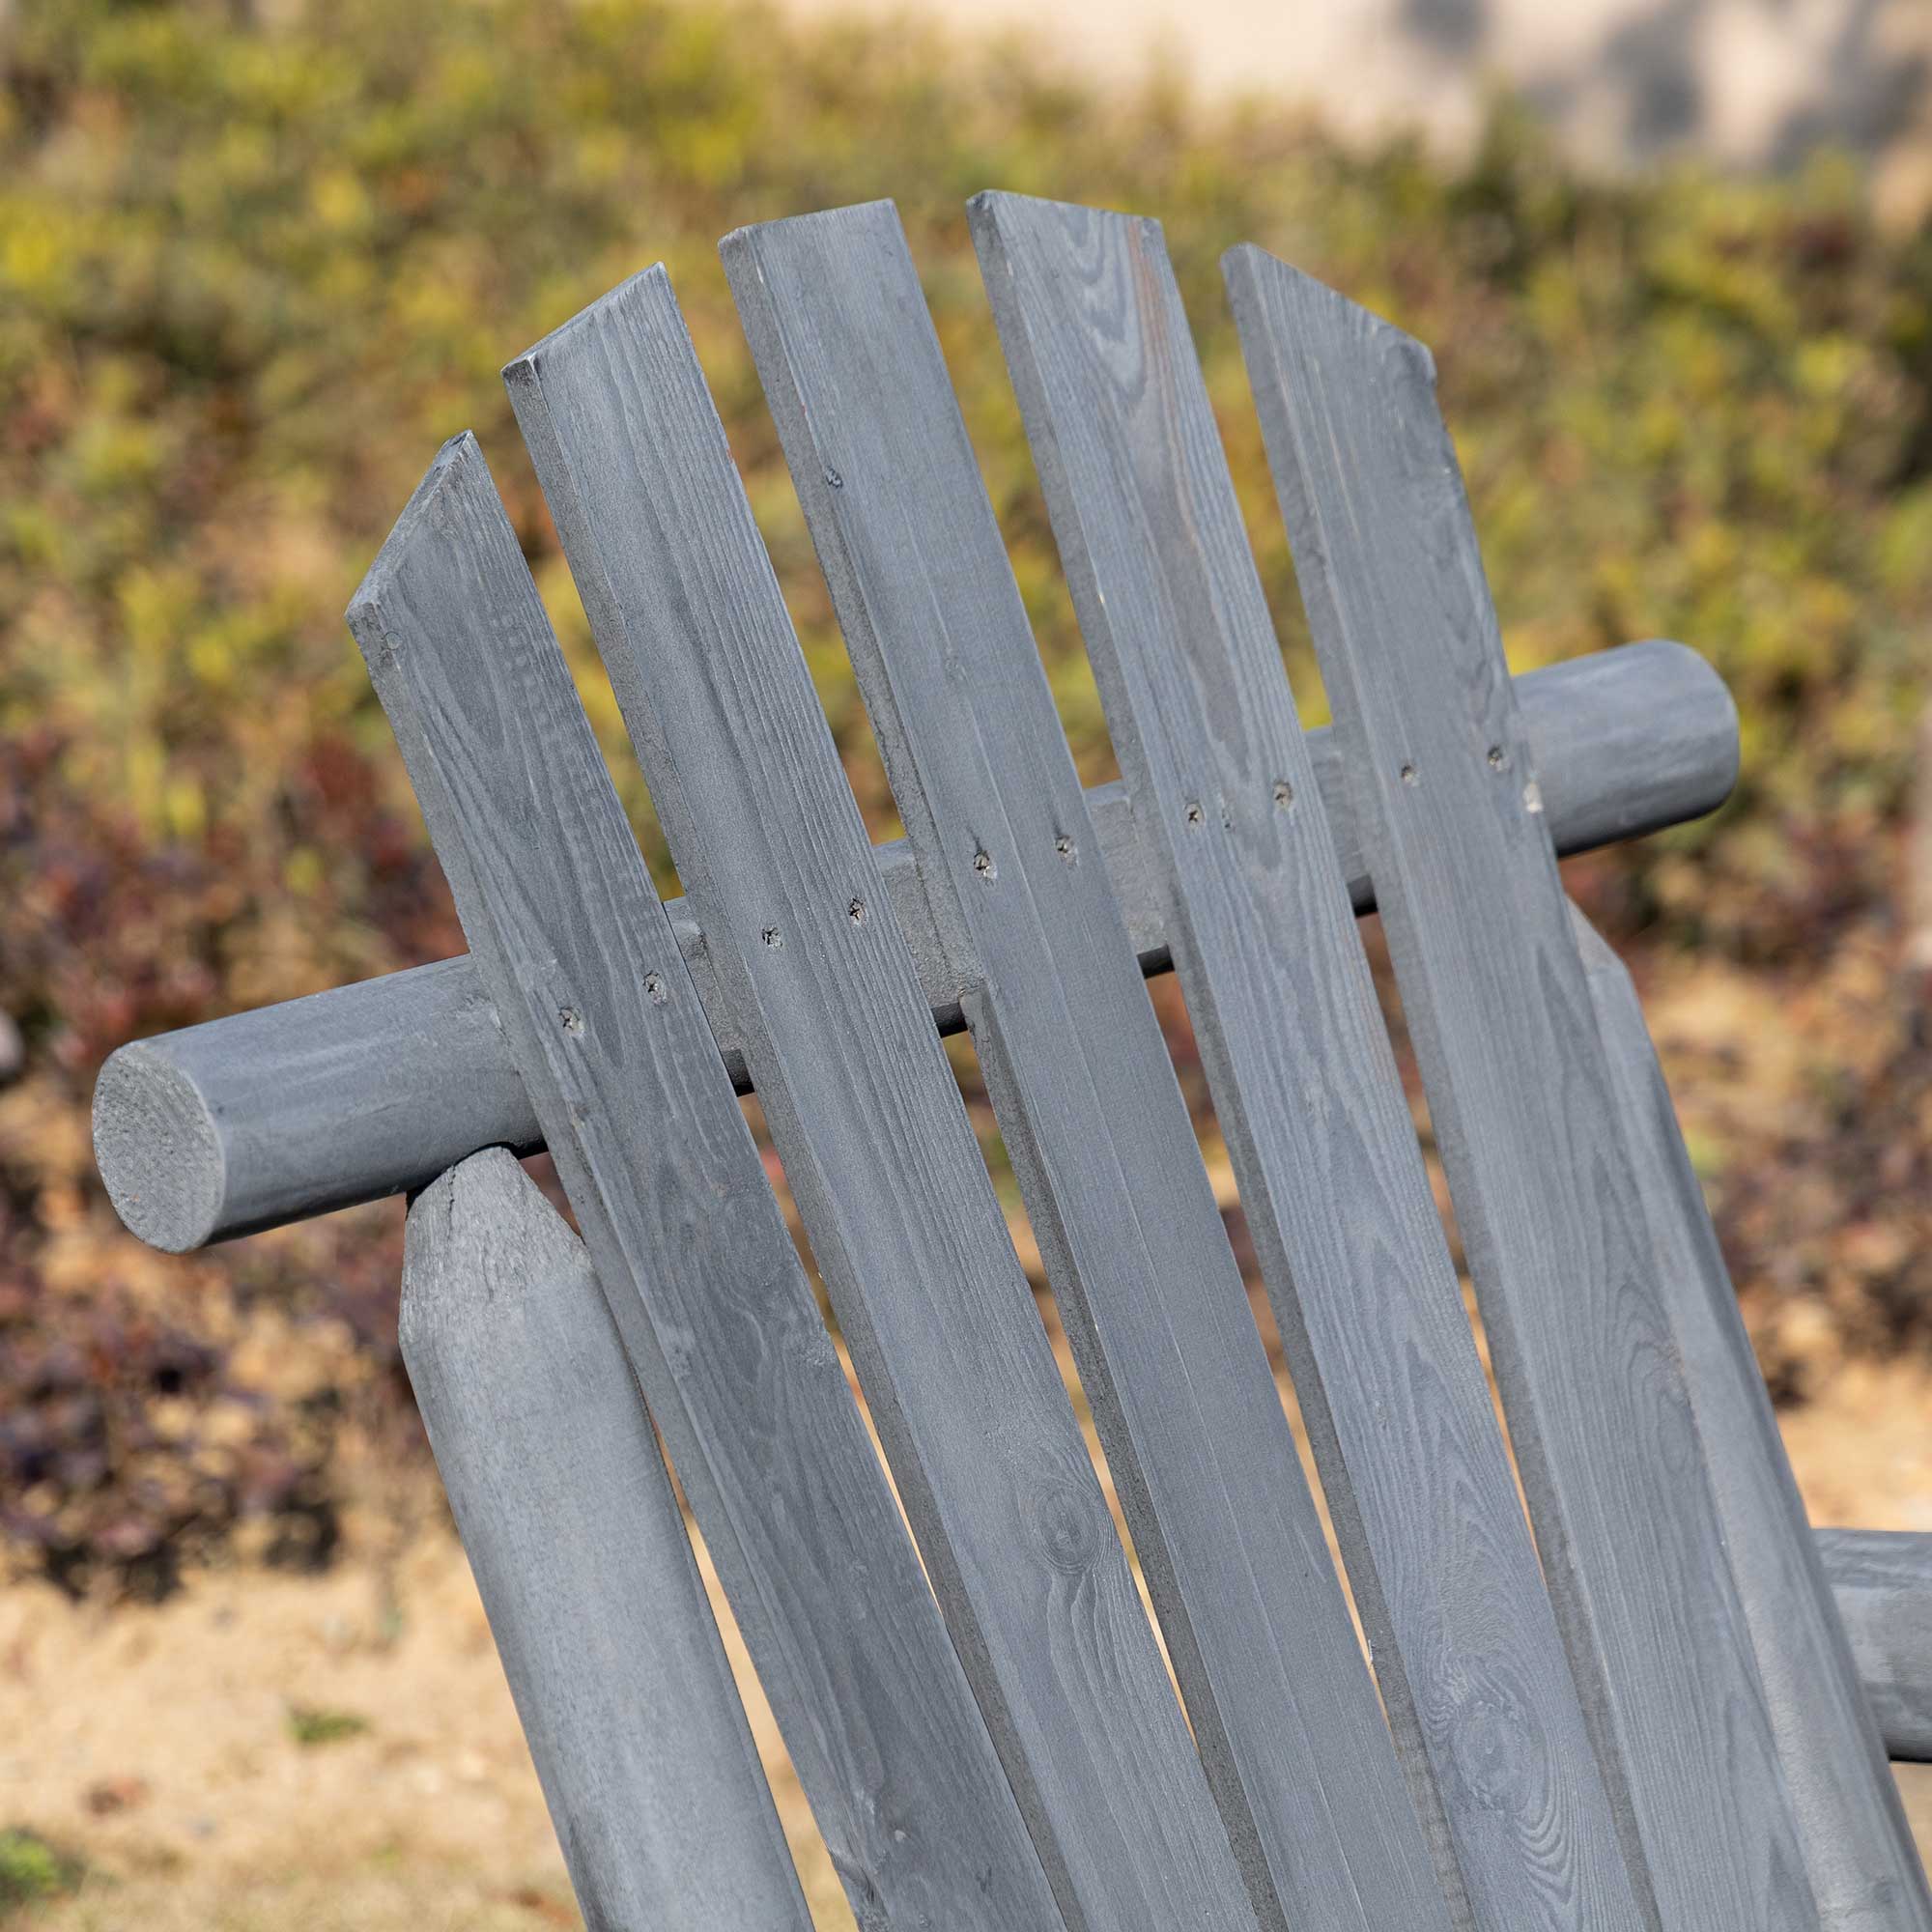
93,1040,227,1254
1523,639,1739,851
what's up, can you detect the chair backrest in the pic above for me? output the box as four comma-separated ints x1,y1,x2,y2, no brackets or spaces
345,194,1929,1932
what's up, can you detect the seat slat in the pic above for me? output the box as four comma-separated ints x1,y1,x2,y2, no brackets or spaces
401,1148,810,1931
1225,243,1819,1931
504,269,1263,1932
1574,909,1932,1926
722,197,1450,1932
976,190,1645,1932
347,436,1065,1932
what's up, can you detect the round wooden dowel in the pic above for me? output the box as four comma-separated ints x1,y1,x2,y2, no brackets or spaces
95,639,1737,1251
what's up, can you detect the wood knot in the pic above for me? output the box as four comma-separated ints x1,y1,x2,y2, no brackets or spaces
1031,1478,1105,1577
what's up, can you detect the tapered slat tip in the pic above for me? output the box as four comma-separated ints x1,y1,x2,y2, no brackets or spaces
721,197,900,271
345,430,489,642
963,189,1017,254
968,191,1161,264
1217,241,1269,283
1566,903,1631,983
970,189,1144,229
402,1145,587,1340
967,187,1053,232
501,264,674,395
1222,243,1436,388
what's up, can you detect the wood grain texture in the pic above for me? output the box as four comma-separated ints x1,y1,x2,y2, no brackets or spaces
401,1147,810,1932
504,267,1262,1932
1225,241,1819,1932
1577,908,1932,1924
975,189,1643,1932
96,639,1737,1251
724,196,1448,1932
1817,1531,1932,1766
348,434,1065,1932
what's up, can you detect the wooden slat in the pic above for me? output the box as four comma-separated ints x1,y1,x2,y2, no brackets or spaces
1225,242,1820,1932
504,268,1262,1932
975,189,1645,1932
1816,1531,1932,1766
401,1147,810,1931
1575,910,1932,1923
347,435,1065,1932
723,197,1449,1932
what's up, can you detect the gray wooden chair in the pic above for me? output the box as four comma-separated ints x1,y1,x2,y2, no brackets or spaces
94,194,1932,1931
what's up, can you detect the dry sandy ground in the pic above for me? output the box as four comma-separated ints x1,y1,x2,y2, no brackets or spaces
2,1347,1928,1931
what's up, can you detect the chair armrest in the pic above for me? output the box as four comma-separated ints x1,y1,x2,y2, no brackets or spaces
1818,1527,1932,1761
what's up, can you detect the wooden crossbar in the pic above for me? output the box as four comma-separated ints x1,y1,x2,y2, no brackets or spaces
1820,1531,1932,1765
94,640,1735,1251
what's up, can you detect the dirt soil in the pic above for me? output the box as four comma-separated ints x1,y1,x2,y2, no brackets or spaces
0,1502,867,1930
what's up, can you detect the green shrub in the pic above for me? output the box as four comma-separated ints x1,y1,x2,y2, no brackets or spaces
286,1703,371,1747
0,1828,83,1914
7,0,1930,988
4,0,1931,1585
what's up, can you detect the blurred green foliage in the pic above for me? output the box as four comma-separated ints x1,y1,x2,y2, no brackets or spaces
5,0,1932,1588
10,0,1932,1001
0,1828,82,1913
285,1703,370,1747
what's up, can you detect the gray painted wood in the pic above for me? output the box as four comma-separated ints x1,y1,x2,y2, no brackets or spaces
1575,908,1932,1923
347,433,1066,1932
94,640,1737,1252
401,1146,810,1932
1226,242,1818,1932
975,189,1643,1932
94,952,534,1253
504,265,1262,1932
724,197,1449,1932
1818,1531,1932,1765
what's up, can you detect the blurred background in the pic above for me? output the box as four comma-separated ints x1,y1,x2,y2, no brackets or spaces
4,0,1932,1924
